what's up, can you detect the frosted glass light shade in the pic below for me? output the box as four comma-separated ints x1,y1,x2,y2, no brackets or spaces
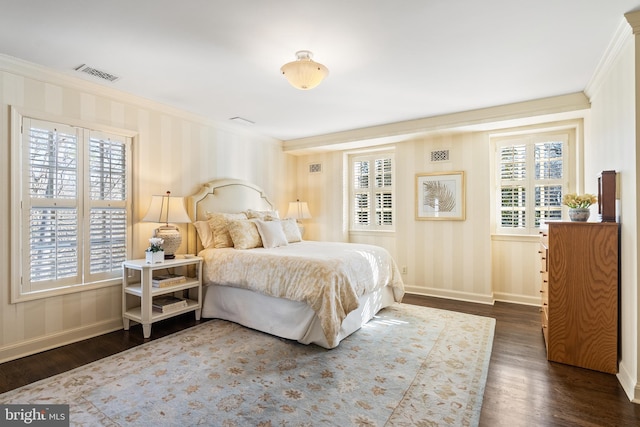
281,50,329,90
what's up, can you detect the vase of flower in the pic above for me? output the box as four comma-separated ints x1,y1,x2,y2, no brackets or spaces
145,237,165,263
563,193,597,222
568,208,591,222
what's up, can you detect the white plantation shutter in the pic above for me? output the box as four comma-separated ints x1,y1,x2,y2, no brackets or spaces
351,152,394,230
89,208,127,274
374,158,393,226
353,160,370,226
499,144,527,228
534,141,563,227
496,133,568,234
19,117,131,296
87,133,128,279
25,120,81,290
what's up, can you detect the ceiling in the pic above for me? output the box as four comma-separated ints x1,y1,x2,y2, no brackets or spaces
0,1,639,142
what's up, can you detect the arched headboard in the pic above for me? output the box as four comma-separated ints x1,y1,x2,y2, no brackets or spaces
187,178,275,254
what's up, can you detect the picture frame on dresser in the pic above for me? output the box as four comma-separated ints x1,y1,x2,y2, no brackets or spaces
598,170,618,222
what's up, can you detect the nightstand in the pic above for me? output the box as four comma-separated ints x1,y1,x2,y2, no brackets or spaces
122,256,203,338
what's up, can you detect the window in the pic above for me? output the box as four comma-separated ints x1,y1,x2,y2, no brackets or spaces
349,151,394,231
13,115,132,301
495,131,572,235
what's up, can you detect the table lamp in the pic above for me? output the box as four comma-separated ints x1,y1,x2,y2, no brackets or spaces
142,191,191,259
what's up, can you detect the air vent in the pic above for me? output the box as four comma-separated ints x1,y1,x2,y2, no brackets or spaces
229,117,255,125
75,64,120,82
430,150,450,162
309,163,322,174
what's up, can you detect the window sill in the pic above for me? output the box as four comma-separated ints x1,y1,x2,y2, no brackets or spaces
349,229,395,236
491,233,542,243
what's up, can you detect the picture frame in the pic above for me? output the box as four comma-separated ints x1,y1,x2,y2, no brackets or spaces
415,171,465,220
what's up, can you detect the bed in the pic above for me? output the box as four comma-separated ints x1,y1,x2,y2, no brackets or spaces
187,178,405,348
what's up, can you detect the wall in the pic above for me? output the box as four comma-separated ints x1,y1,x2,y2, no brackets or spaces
0,58,296,362
297,132,494,303
587,18,639,401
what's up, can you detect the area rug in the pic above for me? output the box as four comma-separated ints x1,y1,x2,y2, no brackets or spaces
0,303,495,426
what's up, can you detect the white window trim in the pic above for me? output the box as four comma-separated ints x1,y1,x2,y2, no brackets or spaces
347,149,396,232
10,107,136,303
491,125,577,236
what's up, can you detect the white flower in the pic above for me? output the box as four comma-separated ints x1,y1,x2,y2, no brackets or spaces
147,237,164,252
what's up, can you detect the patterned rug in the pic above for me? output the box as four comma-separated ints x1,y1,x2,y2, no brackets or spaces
0,303,495,426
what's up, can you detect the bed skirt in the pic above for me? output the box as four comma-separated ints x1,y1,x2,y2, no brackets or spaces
201,284,396,349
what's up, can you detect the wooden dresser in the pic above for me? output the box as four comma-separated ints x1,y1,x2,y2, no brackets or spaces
539,222,619,374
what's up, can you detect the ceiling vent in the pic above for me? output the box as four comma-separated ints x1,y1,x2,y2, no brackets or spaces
309,163,323,174
229,116,255,125
75,64,120,82
430,149,450,163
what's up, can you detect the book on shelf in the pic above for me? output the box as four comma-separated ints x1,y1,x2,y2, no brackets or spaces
152,296,188,313
152,273,187,287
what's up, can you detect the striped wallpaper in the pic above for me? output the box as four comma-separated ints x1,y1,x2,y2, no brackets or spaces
0,59,295,362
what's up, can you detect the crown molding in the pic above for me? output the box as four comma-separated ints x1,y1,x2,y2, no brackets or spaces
282,93,590,154
625,10,640,34
584,16,634,100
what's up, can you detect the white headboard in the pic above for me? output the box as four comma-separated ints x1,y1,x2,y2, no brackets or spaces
187,178,275,254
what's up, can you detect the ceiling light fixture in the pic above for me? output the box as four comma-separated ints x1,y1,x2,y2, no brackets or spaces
280,50,329,90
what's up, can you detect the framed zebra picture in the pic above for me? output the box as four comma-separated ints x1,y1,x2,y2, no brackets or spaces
415,171,465,220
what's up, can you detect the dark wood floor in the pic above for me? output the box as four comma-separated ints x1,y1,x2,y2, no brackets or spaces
2,295,640,426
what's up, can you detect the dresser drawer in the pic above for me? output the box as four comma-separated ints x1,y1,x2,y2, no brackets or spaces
539,233,550,352
539,242,548,273
540,271,549,305
541,305,549,351
539,231,549,246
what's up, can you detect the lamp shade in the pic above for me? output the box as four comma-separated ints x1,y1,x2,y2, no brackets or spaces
287,200,312,220
142,191,191,259
142,191,191,225
281,50,329,90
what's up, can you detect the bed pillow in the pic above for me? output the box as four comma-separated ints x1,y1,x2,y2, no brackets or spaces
245,209,279,221
255,219,288,249
193,220,215,249
227,219,263,249
206,212,248,248
281,218,302,243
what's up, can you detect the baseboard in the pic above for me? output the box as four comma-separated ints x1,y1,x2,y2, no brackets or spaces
493,292,540,307
617,360,639,403
403,286,494,305
0,319,123,364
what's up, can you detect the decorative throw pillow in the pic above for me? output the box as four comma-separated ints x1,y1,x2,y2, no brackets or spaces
245,209,279,221
206,212,248,248
255,219,288,249
280,218,302,243
193,220,215,249
227,219,262,249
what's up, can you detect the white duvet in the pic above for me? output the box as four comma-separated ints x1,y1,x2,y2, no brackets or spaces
200,241,405,347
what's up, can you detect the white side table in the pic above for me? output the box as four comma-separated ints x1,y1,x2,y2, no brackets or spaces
122,256,203,338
